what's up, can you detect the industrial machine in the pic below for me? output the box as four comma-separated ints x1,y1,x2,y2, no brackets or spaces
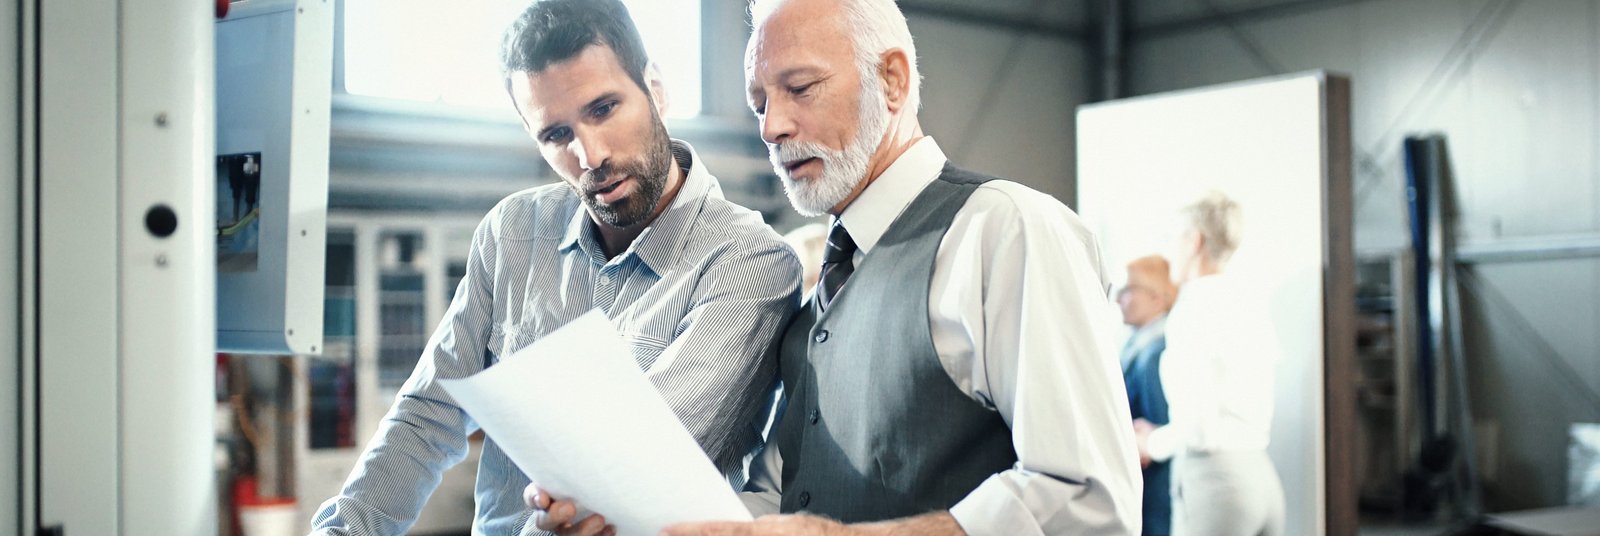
8,0,331,533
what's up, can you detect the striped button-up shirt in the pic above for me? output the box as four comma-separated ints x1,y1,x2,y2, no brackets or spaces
312,141,801,536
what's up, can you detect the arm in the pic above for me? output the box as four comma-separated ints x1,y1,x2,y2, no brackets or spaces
738,389,787,516
667,187,1143,536
646,241,801,474
1139,294,1222,460
1145,285,1268,461
664,511,964,536
527,241,799,535
1143,332,1219,462
941,186,1142,535
309,212,500,535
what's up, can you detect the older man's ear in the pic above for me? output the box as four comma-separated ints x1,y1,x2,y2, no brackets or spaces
878,48,912,113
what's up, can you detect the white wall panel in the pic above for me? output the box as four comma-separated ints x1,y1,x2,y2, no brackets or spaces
1079,73,1352,535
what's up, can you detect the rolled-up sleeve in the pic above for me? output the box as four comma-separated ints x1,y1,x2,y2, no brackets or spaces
309,208,500,536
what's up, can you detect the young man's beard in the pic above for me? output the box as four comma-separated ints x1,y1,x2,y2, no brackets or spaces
581,107,673,229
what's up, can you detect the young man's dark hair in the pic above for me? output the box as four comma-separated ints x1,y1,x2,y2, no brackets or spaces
500,0,652,96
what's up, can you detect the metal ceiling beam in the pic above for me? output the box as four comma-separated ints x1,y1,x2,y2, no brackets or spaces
896,0,1363,46
898,1,1088,43
1129,0,1373,40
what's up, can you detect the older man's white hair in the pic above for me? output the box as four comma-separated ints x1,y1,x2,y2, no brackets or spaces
751,0,923,111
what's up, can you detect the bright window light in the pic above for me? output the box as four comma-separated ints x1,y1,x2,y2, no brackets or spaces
343,0,702,118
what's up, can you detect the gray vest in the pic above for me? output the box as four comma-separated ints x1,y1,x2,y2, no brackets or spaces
775,164,1017,522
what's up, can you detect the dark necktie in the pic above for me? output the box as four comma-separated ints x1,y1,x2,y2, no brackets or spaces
817,221,857,311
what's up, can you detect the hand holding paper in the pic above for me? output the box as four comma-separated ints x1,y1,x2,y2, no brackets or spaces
527,486,614,536
440,311,753,536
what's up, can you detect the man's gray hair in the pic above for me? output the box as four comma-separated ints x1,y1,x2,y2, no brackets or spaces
752,0,922,111
1180,191,1244,264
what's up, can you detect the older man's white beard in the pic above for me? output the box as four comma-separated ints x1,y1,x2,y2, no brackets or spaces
769,94,891,217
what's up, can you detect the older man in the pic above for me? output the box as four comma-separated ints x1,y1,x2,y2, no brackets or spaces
310,0,801,534
534,0,1140,533
721,0,1142,531
722,0,1142,531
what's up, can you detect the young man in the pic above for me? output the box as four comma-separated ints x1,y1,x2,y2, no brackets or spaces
310,1,800,534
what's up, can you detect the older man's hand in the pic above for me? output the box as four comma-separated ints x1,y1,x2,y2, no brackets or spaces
524,484,615,536
661,511,965,536
659,514,852,536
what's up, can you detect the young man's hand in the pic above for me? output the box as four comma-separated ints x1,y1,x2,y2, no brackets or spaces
525,484,615,536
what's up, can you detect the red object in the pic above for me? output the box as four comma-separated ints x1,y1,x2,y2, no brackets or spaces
229,475,253,536
216,0,229,19
232,475,297,535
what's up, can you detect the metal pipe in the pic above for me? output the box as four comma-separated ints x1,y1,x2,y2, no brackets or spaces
1455,235,1600,264
1100,0,1124,100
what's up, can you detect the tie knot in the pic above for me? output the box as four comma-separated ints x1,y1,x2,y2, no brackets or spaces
824,222,857,264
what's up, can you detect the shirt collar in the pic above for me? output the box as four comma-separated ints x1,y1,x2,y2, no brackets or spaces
836,137,947,254
559,139,717,272
1129,315,1167,350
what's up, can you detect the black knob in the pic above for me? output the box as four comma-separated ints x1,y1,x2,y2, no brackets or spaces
145,204,178,238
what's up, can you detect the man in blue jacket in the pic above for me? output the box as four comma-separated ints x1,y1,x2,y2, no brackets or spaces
1120,255,1178,536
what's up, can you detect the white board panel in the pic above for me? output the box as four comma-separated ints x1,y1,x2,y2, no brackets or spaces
1078,71,1353,535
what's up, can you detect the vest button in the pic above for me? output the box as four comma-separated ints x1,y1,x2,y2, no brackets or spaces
814,330,829,343
808,409,819,425
798,491,811,507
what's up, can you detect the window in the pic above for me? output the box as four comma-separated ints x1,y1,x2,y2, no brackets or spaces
342,0,702,118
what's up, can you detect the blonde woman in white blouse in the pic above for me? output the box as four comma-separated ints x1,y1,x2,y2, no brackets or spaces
1134,192,1286,536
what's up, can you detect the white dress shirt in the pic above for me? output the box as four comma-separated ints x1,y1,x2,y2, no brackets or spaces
742,138,1142,535
1145,273,1279,461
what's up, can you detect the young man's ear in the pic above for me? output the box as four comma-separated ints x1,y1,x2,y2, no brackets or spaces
645,62,670,118
879,48,911,113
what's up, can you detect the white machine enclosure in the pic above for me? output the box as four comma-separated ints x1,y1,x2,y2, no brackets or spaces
24,0,218,533
216,0,333,355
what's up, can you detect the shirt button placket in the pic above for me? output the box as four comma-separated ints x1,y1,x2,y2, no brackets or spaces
593,265,619,310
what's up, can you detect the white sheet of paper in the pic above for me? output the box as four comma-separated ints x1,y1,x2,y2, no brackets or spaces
440,311,753,535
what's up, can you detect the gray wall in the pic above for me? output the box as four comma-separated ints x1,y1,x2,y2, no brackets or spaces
2,0,18,531
1126,0,1600,511
910,17,1090,205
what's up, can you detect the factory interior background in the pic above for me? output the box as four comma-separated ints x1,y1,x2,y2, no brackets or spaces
5,0,1600,535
